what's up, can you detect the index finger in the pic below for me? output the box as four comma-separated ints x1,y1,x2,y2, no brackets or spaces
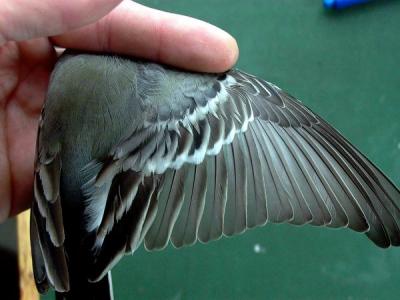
0,0,123,44
52,1,239,73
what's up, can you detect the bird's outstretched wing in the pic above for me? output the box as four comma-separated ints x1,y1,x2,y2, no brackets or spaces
82,61,400,282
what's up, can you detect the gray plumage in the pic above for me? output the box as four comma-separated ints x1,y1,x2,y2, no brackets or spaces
31,51,400,299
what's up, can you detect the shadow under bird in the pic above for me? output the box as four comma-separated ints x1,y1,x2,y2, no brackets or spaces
30,51,400,300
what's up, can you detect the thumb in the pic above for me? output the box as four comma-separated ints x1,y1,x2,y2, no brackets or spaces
0,0,122,45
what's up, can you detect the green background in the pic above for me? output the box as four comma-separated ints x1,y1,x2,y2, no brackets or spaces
43,1,400,299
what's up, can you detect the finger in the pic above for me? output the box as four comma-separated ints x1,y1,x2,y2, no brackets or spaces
52,1,239,73
6,39,56,218
0,38,55,221
0,111,11,222
0,0,123,45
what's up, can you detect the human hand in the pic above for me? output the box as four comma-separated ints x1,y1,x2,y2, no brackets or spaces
0,0,239,221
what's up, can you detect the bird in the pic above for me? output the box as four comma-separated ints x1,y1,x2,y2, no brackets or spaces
30,50,400,300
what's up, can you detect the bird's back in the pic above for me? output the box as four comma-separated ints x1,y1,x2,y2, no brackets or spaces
41,53,143,205
35,53,150,299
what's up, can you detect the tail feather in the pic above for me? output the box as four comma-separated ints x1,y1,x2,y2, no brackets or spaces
55,271,113,300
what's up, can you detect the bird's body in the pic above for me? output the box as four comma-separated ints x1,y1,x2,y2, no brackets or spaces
31,52,400,299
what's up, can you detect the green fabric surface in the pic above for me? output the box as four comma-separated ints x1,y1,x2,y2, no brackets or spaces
42,1,400,299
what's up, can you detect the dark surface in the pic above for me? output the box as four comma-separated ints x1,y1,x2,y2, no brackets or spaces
43,1,400,299
0,248,19,300
0,218,20,300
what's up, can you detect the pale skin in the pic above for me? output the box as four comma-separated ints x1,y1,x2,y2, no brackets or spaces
0,0,239,221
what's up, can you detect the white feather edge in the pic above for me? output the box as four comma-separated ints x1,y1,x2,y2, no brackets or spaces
84,74,255,232
142,75,253,173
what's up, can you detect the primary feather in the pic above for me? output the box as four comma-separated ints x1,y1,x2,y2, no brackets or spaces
31,52,400,298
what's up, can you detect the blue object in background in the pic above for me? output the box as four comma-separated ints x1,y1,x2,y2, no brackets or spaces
324,0,372,9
